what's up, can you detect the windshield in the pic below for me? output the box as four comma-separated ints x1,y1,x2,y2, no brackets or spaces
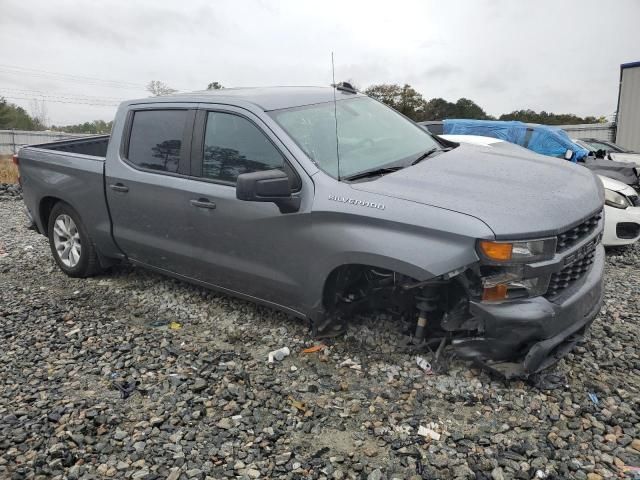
574,139,595,152
270,97,440,179
583,139,626,153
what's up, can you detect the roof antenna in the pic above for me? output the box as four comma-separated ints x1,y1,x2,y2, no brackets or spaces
332,52,341,180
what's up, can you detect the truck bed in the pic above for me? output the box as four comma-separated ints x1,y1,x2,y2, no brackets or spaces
29,135,110,158
18,135,122,261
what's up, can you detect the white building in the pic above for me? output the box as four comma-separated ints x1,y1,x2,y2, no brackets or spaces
615,61,640,151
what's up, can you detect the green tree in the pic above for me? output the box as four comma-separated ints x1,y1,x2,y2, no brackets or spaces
364,85,492,121
364,83,426,121
453,98,492,120
206,82,224,90
422,98,457,120
0,97,44,130
423,97,492,120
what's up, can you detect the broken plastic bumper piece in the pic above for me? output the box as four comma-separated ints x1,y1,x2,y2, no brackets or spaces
454,245,604,379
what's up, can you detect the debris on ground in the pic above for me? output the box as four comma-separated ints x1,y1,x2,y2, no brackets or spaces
267,346,290,363
302,344,326,354
111,380,139,399
417,424,441,441
339,358,362,370
416,355,434,375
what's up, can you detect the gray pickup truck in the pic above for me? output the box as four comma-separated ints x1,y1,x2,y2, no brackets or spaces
17,86,605,378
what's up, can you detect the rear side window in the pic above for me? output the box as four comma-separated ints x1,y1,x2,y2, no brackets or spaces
127,110,187,173
202,112,284,183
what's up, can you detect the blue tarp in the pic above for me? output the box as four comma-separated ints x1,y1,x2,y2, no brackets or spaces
443,119,589,162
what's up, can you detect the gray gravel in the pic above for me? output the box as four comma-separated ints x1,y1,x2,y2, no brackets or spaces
0,183,22,200
1,188,639,480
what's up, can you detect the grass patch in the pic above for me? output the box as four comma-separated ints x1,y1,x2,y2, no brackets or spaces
0,156,19,184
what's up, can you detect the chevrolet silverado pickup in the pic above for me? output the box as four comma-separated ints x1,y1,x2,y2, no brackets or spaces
16,86,605,378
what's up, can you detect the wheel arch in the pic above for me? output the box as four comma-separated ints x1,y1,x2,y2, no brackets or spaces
305,253,435,325
39,196,66,236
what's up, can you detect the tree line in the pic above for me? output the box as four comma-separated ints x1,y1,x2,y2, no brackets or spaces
0,80,606,133
363,83,607,124
0,97,113,133
0,98,46,130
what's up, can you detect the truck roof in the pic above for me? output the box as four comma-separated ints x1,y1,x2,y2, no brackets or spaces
125,86,364,112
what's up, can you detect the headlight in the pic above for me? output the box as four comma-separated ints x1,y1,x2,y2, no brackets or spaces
605,189,630,209
477,237,556,302
478,237,556,263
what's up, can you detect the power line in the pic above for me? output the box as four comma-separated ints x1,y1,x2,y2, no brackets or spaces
0,63,192,92
0,69,144,91
0,87,126,102
0,63,145,89
0,87,123,105
1,95,118,107
1,92,118,106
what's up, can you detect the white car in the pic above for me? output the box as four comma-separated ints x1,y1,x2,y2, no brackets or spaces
599,175,640,246
440,135,640,247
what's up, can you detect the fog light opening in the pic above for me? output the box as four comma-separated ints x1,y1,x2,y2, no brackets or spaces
616,222,640,240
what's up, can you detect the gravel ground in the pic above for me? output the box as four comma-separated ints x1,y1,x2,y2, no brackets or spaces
1,188,639,480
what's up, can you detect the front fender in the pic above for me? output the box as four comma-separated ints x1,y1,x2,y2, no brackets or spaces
302,210,485,319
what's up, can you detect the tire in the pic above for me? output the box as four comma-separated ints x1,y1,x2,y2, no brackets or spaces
47,202,102,278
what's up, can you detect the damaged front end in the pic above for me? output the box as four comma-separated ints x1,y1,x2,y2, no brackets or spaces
320,211,605,380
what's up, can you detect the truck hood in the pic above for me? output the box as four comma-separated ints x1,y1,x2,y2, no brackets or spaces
351,144,604,239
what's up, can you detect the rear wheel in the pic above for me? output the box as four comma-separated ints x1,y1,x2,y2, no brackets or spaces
48,202,102,277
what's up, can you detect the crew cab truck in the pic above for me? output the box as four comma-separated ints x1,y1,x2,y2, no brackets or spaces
17,86,605,378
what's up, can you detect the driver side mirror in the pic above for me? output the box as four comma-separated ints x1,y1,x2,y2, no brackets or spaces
236,169,300,213
564,149,574,160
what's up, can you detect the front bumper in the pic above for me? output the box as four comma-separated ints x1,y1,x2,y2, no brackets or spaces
602,204,640,246
453,245,605,379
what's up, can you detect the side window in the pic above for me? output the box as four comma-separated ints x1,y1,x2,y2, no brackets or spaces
202,112,284,183
127,110,187,173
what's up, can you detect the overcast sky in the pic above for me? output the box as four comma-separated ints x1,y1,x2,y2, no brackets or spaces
1,0,639,125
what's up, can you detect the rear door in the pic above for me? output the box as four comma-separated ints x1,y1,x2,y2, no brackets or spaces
105,104,198,274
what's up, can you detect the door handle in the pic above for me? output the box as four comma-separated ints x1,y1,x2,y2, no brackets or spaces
190,198,216,210
109,183,129,193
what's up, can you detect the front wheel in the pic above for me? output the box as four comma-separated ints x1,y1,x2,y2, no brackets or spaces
48,202,102,278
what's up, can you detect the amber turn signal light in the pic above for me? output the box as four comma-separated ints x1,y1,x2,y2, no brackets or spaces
482,284,508,302
479,240,513,261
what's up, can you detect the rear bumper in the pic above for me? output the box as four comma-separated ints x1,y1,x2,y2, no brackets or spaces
454,245,604,378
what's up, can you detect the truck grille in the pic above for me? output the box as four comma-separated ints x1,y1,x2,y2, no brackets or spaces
556,211,602,252
545,246,596,298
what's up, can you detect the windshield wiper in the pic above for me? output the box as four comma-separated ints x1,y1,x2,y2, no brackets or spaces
411,147,451,165
344,166,404,181
344,146,453,181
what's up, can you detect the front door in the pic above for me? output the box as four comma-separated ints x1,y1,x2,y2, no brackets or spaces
181,107,312,312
